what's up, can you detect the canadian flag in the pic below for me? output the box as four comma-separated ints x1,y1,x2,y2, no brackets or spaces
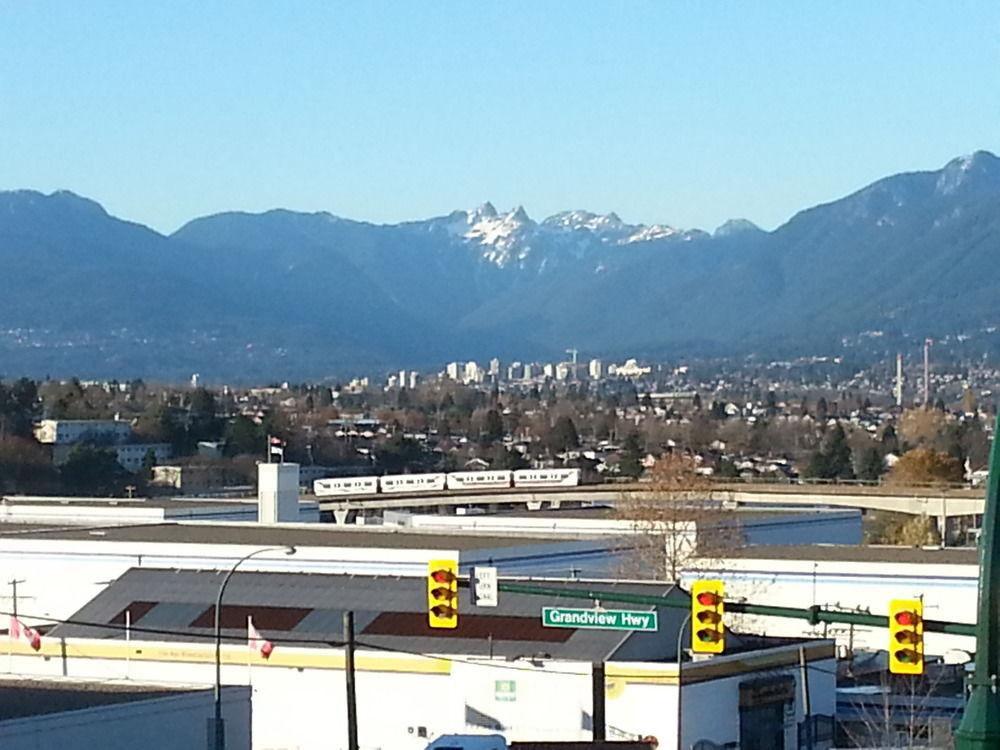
248,616,273,660
9,616,41,652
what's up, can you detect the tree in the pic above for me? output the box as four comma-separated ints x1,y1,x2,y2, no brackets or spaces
887,448,964,486
615,455,743,581
224,415,263,457
491,445,528,470
0,436,57,493
816,397,828,422
376,434,426,473
548,415,579,453
482,409,504,444
855,446,884,481
618,432,644,479
866,511,941,546
59,445,130,496
804,423,854,480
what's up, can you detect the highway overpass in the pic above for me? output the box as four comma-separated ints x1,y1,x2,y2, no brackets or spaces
316,481,984,526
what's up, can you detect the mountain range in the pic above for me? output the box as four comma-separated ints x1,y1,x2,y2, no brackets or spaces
2,151,1000,380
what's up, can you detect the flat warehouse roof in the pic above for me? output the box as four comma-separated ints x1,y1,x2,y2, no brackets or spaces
722,544,977,565
52,568,691,662
0,679,192,720
0,521,588,550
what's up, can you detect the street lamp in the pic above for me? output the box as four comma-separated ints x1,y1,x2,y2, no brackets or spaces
211,545,296,750
676,612,691,750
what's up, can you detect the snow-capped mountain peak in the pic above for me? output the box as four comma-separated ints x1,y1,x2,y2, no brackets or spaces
542,210,626,234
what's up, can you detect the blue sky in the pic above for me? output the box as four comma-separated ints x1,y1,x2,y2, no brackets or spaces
1,2,997,233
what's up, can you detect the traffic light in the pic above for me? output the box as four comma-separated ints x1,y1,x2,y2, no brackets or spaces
691,580,725,654
427,559,459,629
888,598,924,674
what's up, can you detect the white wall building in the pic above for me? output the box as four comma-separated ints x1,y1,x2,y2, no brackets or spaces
34,419,132,445
681,544,978,656
589,359,604,380
8,570,836,750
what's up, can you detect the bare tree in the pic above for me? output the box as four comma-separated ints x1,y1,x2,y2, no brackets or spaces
838,665,962,749
614,454,744,581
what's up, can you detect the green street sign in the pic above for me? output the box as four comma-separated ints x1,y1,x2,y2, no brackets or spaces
541,606,658,632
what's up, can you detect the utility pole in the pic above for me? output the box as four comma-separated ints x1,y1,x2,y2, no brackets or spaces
591,661,605,741
955,412,1000,748
895,353,904,407
343,611,359,750
8,579,24,619
923,339,932,407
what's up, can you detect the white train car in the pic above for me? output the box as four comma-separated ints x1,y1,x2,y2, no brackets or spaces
445,470,513,491
313,476,379,497
512,468,581,489
380,473,447,494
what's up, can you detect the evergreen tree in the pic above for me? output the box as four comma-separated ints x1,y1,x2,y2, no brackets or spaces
618,432,644,478
855,446,884,481
482,409,504,444
548,416,580,453
822,423,854,479
816,397,828,422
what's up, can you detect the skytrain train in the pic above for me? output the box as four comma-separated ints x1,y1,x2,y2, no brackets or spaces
312,468,581,497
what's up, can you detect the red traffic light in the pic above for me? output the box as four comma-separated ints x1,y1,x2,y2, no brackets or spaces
696,592,721,607
894,610,920,627
431,569,456,584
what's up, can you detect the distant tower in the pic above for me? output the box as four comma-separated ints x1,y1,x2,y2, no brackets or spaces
894,353,904,407
923,339,933,406
190,373,200,389
565,348,579,381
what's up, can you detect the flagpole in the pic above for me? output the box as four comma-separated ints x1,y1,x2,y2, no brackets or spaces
125,609,131,680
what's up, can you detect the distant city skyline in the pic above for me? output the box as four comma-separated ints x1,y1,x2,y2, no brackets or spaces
1,2,998,234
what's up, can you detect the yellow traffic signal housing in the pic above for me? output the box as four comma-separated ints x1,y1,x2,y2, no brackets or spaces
427,559,459,629
691,580,725,654
889,599,924,675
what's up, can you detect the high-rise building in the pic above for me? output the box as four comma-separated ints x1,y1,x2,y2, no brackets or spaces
463,361,483,384
523,363,534,380
445,362,462,381
507,361,522,381
589,359,604,379
555,363,570,381
543,363,555,378
489,358,501,376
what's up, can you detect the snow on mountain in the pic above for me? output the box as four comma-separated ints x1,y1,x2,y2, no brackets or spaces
426,202,703,269
623,224,680,243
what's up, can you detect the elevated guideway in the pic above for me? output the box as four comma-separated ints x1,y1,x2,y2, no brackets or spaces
316,481,985,524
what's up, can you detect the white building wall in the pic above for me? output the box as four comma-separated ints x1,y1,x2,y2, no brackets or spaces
399,510,861,546
3,641,833,750
681,556,977,655
258,463,300,523
680,655,837,749
0,686,250,750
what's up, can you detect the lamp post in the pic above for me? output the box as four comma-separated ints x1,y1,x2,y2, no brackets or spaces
211,545,296,750
676,612,691,750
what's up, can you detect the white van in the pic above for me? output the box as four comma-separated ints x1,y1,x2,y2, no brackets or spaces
424,735,507,750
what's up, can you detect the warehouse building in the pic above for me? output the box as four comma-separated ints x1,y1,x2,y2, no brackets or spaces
8,570,836,750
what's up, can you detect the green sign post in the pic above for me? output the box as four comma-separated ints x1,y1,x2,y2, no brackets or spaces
955,413,1000,748
542,606,658,632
